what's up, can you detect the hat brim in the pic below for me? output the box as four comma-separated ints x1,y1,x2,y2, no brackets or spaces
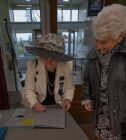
26,47,74,62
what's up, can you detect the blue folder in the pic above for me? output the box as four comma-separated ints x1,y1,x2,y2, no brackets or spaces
0,127,8,140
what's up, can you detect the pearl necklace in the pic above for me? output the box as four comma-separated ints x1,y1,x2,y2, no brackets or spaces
47,84,54,95
47,72,55,95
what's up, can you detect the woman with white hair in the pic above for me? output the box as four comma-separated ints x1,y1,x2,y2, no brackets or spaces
82,4,126,140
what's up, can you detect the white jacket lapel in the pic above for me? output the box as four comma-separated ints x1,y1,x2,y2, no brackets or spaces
36,58,47,96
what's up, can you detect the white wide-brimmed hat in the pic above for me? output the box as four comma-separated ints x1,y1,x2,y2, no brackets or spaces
26,33,73,62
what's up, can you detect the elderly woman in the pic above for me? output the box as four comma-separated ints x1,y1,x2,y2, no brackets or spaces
21,33,75,112
82,4,126,140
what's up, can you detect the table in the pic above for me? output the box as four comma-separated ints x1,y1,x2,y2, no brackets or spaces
0,106,89,140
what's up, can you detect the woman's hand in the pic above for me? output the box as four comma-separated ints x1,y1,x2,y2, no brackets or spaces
33,102,46,112
63,99,71,111
84,104,93,111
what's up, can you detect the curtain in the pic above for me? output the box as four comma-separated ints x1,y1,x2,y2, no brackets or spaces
0,47,9,110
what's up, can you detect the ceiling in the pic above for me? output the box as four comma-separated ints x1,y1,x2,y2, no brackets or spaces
10,0,85,5
58,0,85,4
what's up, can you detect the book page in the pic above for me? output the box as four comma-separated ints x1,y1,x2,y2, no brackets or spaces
4,106,65,128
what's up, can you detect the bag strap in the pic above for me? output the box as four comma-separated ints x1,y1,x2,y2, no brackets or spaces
34,59,38,82
35,59,38,67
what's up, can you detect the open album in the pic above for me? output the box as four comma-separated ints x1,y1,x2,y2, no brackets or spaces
4,106,65,129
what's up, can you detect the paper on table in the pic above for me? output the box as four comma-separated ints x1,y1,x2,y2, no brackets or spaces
4,108,34,127
4,107,65,128
34,108,65,128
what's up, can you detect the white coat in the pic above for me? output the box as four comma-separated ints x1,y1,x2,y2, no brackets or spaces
21,58,75,108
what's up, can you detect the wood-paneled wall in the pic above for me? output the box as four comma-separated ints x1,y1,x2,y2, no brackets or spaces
69,85,92,124
105,0,118,6
50,0,57,33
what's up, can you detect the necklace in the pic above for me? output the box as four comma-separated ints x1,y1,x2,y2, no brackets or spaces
47,84,54,95
47,74,55,87
47,72,55,95
47,77,55,86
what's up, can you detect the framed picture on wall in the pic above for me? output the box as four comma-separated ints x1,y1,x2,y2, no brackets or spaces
88,0,104,16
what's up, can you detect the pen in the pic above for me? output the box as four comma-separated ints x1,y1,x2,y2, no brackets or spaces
17,115,24,117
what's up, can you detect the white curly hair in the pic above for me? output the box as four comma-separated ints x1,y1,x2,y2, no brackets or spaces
93,4,126,40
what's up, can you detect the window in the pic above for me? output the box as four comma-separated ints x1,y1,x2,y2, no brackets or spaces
13,10,31,22
32,10,40,22
58,9,78,22
71,31,78,55
16,33,32,57
72,10,78,21
58,9,62,22
63,10,70,21
13,10,40,22
62,32,69,54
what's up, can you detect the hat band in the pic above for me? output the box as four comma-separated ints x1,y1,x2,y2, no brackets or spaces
37,43,65,54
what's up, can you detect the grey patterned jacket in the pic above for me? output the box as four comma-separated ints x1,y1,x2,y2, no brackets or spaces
82,38,126,139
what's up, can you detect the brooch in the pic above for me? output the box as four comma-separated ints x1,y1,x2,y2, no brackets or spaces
58,76,65,96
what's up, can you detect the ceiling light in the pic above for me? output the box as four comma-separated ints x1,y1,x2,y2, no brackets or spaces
16,5,32,7
58,5,65,7
63,0,69,2
26,8,31,9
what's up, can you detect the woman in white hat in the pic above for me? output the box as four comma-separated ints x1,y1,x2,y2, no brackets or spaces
21,33,75,112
